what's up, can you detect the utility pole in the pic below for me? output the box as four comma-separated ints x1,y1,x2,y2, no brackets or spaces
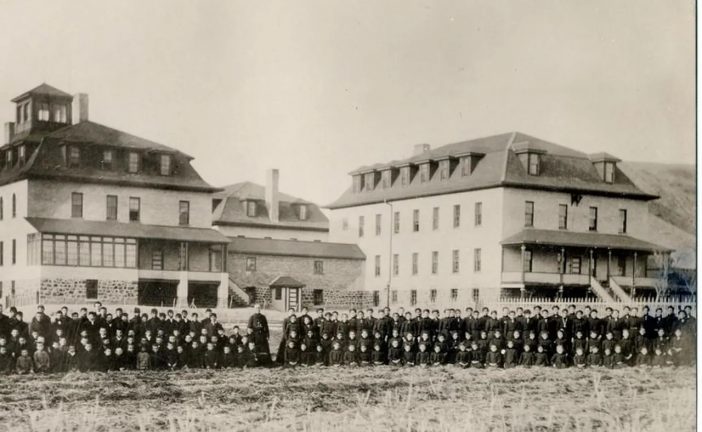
384,200,393,309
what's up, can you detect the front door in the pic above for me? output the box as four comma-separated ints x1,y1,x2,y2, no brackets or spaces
286,288,300,312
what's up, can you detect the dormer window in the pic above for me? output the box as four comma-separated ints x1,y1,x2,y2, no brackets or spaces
419,163,430,183
527,153,540,176
68,146,81,168
352,175,362,193
363,172,375,191
53,105,67,123
17,102,30,124
5,149,13,167
17,146,25,165
128,152,140,173
298,204,308,221
438,159,450,180
604,162,615,183
38,103,50,121
400,166,410,186
246,200,256,217
159,154,171,176
102,150,113,170
381,170,391,188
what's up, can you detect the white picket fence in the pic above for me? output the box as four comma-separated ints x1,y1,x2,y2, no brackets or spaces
479,296,697,315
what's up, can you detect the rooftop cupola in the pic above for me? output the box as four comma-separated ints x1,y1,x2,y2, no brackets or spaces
10,83,75,139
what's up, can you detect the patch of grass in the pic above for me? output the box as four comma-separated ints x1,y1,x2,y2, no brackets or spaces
0,367,694,432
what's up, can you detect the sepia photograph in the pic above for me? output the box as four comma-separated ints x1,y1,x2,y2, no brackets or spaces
0,1,696,431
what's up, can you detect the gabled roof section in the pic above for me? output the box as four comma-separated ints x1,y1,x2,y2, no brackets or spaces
269,276,305,288
327,132,657,209
11,83,73,102
213,181,329,231
228,237,365,260
501,228,670,253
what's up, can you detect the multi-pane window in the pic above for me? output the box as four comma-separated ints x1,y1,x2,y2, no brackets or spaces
431,251,438,274
298,205,307,220
68,146,81,167
392,254,399,276
313,289,324,305
363,172,374,191
439,160,449,180
86,280,98,300
419,163,430,183
604,162,615,183
246,257,257,272
410,290,417,306
41,234,136,268
179,201,190,226
102,150,113,170
128,152,140,173
314,260,324,275
358,216,364,237
381,170,391,188
6,150,13,167
400,167,410,186
472,288,480,303
393,211,400,234
18,146,25,165
54,105,67,123
527,153,540,175
568,257,582,274
524,201,534,227
152,250,164,270
475,202,482,226
412,253,418,275
106,195,118,221
160,154,171,176
473,248,482,272
373,291,380,307
71,193,83,218
375,213,382,236
38,103,50,121
453,205,460,228
451,289,458,302
452,249,459,273
246,201,256,217
391,290,398,303
558,204,568,230
430,289,437,303
432,207,439,230
413,210,419,232
129,197,140,222
523,249,533,272
589,207,598,231
374,255,381,277
619,209,627,234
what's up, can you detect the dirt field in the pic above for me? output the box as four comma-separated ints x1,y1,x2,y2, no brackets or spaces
0,366,694,432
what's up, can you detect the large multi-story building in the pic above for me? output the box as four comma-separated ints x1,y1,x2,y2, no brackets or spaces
213,169,368,310
0,84,229,308
327,132,669,308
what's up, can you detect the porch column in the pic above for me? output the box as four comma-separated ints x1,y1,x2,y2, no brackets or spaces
216,271,229,309
632,251,637,297
588,249,593,277
177,241,189,307
559,247,565,287
520,244,526,285
606,249,611,281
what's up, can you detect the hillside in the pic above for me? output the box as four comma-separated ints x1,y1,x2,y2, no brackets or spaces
619,162,695,268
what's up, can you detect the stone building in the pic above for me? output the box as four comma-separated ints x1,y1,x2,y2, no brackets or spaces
0,84,229,308
327,132,670,309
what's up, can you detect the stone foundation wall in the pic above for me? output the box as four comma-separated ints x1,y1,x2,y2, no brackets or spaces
300,288,376,310
40,278,138,305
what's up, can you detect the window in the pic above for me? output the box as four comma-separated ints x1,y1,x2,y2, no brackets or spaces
71,193,83,218
313,289,324,305
86,280,98,299
393,211,400,234
363,172,374,191
391,290,398,303
373,291,380,307
68,146,81,167
472,288,480,303
413,209,419,232
439,160,449,180
129,197,140,222
152,250,163,270
473,248,481,272
375,213,382,236
209,246,222,272
102,150,113,170
589,207,598,231
604,162,615,183
66,236,78,266
22,103,29,124
400,166,410,186
461,157,472,176
452,249,459,273
430,289,437,303
524,201,534,227
6,150,13,167
568,257,582,274
381,170,391,188
431,251,438,274
18,146,25,165
0,197,3,220
419,163,429,182
246,257,257,272
412,253,418,275
358,216,364,237
451,289,458,302
38,103,49,121
474,202,482,226
374,255,381,277
0,241,3,265
432,207,439,230
102,238,114,267
275,287,282,300
527,153,540,175
619,209,627,234
453,205,460,228
342,218,349,231
298,205,308,221
352,175,362,193
54,105,67,123
160,154,171,176
558,204,568,230
106,195,118,221
410,290,417,306
128,152,139,173
11,239,16,264
11,194,16,218
392,254,399,276
314,260,324,275
246,200,256,217
523,249,533,272
179,201,190,226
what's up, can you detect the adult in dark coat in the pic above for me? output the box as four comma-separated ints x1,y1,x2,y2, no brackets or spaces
248,304,271,365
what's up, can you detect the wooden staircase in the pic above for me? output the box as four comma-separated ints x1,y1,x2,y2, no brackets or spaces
589,277,617,302
228,277,251,307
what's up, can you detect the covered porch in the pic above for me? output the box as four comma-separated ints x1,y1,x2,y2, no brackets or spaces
501,229,669,300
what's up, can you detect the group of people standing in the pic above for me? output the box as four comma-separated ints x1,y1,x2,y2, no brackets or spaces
0,301,694,374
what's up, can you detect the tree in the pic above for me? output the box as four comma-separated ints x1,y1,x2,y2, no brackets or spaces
651,252,671,300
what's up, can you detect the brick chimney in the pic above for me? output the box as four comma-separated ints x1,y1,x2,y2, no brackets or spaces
413,143,431,156
72,93,89,124
4,122,15,145
266,169,280,223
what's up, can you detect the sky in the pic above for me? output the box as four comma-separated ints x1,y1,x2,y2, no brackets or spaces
0,1,695,206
